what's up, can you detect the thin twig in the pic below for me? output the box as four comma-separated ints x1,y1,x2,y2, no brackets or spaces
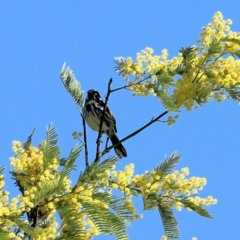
105,137,110,150
110,75,151,93
95,78,113,162
101,110,168,157
81,112,89,167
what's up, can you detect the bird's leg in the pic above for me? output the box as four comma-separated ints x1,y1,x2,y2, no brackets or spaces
105,137,110,150
96,131,104,145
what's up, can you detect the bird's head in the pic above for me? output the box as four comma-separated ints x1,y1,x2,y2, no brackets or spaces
87,89,102,101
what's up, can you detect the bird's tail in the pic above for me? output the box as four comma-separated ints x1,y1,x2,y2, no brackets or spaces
109,133,127,158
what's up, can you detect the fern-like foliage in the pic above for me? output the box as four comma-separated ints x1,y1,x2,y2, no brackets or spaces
35,136,82,204
7,216,37,238
208,39,223,55
92,192,135,221
60,63,84,109
56,201,88,240
142,152,215,238
77,156,119,184
0,166,4,175
143,192,159,210
233,49,240,58
59,143,82,186
156,89,178,112
0,231,9,240
177,46,197,75
152,71,174,90
80,200,128,240
41,125,60,170
181,199,213,218
154,152,180,180
33,179,60,205
74,157,138,239
227,87,240,103
195,86,213,105
136,153,182,238
221,37,240,46
114,57,128,76
158,204,180,239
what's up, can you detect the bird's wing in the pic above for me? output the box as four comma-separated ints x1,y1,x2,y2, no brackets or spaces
96,100,117,133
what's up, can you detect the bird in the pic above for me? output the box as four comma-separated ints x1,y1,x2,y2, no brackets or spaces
83,89,127,158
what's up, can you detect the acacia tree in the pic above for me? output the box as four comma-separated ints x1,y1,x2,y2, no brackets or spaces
0,11,239,240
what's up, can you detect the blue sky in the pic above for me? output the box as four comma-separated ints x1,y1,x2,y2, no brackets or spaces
1,1,240,239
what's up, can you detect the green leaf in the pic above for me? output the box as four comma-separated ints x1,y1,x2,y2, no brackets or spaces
42,125,60,169
176,46,197,75
92,192,136,221
60,63,84,109
233,50,240,58
0,166,4,176
195,86,212,105
181,199,213,218
7,216,37,238
114,57,130,76
59,143,82,186
9,171,28,194
77,156,118,184
80,199,128,240
33,179,60,204
0,231,9,240
56,201,88,239
152,71,174,90
208,40,222,54
143,193,159,210
158,204,180,238
155,89,178,112
222,37,240,46
155,152,180,179
179,46,197,62
227,87,240,103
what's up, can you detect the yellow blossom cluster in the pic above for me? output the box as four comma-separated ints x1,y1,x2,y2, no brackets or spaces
2,139,216,239
8,140,103,239
0,175,25,239
0,170,26,240
3,141,143,238
78,164,139,216
0,173,10,220
120,48,169,77
198,11,237,51
0,141,63,238
167,115,179,126
116,11,240,112
207,56,240,89
10,141,59,176
131,167,217,212
173,11,240,109
108,164,135,194
9,141,66,213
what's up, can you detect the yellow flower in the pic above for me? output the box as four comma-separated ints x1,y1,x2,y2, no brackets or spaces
8,232,16,238
145,47,154,54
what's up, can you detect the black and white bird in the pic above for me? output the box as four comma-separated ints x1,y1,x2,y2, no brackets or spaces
83,89,127,158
